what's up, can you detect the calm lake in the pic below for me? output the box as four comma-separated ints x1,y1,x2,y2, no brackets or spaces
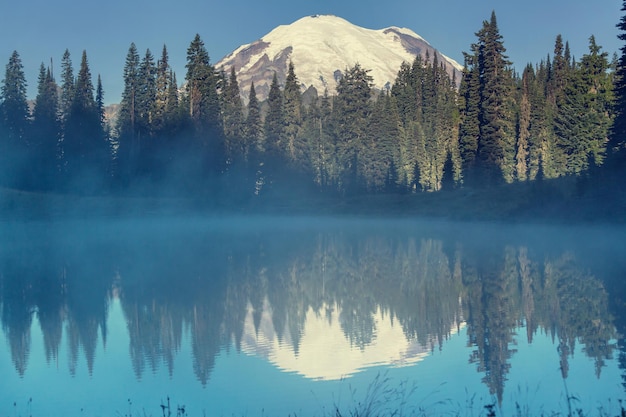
1,216,625,416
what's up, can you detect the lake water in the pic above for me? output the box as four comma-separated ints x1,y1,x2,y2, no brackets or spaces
1,216,625,416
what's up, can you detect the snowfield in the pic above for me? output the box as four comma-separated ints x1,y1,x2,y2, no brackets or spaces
217,14,463,101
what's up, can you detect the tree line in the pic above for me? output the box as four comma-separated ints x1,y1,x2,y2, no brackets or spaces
0,10,623,198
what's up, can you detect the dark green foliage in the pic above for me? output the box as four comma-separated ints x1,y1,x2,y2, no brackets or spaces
95,75,106,129
153,45,170,135
459,52,481,174
185,34,221,142
283,61,303,162
31,63,61,190
136,49,157,139
183,34,224,182
62,50,108,192
0,51,30,188
60,49,74,124
164,69,182,133
516,66,532,182
391,53,459,191
333,63,373,192
245,82,262,157
475,12,515,184
554,36,613,174
359,91,401,191
222,66,245,161
611,0,626,155
116,43,141,183
0,50,29,145
301,89,335,189
264,72,284,156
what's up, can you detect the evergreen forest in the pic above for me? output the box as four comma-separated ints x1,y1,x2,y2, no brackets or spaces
1,9,626,217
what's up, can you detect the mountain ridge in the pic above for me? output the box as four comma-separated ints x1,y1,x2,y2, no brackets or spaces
216,14,463,102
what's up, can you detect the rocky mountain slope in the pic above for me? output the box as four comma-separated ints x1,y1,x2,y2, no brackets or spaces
216,14,463,102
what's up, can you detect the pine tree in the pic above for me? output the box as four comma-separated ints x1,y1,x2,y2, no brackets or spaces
135,49,157,175
95,75,110,177
333,64,373,192
185,34,221,142
245,82,262,156
549,34,569,106
555,36,613,174
393,54,459,191
244,82,264,194
474,11,515,184
0,50,30,188
96,75,106,129
611,0,626,155
32,63,61,189
264,72,284,156
361,92,402,191
392,56,424,190
391,60,417,125
544,35,572,176
283,61,302,161
302,89,336,189
527,61,549,181
153,45,170,134
458,51,481,177
0,51,29,145
164,69,181,133
63,50,107,190
222,66,244,161
516,66,532,181
136,49,156,139
360,92,385,190
417,56,456,191
185,34,223,175
60,49,75,124
115,43,141,183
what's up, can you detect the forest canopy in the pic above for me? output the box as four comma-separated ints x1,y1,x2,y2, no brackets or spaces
0,9,625,210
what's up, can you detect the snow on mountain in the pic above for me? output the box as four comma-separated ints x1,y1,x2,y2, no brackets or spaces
216,14,463,102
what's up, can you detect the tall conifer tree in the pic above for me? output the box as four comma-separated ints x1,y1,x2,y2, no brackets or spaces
264,72,284,157
154,45,170,134
554,36,613,173
115,43,141,183
222,66,244,160
60,49,74,124
0,51,29,146
0,51,29,188
333,64,372,192
137,49,156,139
283,61,302,161
185,34,221,141
245,82,262,156
516,66,532,181
32,63,61,189
64,50,107,189
466,11,515,184
458,51,481,177
612,0,626,155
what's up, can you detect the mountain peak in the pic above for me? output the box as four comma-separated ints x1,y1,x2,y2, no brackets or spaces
217,15,462,102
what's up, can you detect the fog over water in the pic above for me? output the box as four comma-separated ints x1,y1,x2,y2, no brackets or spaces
0,215,625,416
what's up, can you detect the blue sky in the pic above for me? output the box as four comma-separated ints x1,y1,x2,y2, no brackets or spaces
0,0,622,104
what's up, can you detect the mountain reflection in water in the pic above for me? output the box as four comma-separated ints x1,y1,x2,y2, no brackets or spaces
0,217,624,415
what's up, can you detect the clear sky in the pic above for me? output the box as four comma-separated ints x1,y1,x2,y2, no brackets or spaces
0,0,622,104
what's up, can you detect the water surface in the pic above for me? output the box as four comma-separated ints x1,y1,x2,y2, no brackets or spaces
1,217,625,416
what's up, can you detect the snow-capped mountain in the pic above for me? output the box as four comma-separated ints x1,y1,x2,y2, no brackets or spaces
216,14,463,102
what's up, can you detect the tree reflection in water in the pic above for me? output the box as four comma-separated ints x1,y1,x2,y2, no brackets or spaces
0,219,621,402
